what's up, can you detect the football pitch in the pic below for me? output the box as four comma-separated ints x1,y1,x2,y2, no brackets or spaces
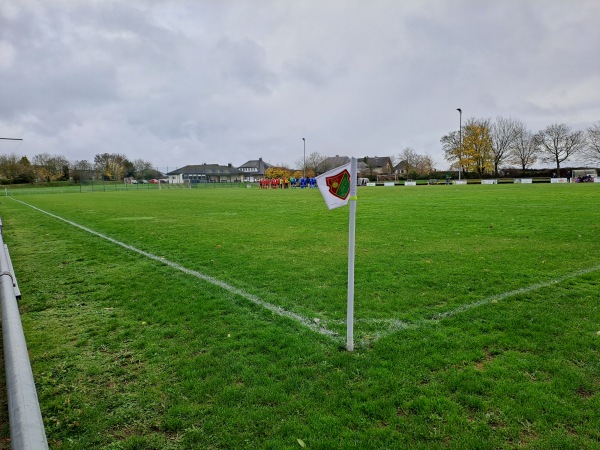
1,184,599,448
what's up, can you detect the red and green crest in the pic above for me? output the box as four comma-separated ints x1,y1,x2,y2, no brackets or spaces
326,169,351,200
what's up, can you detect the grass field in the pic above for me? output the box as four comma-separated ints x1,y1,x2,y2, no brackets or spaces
0,184,599,448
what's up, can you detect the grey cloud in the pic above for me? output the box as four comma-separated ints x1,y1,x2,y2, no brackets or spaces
1,0,598,169
212,37,279,95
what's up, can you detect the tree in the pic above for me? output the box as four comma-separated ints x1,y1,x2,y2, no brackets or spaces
396,148,435,178
0,154,35,184
490,117,522,176
295,152,324,177
510,128,539,174
32,153,69,182
17,156,35,183
584,121,600,164
462,118,494,177
132,159,154,180
413,154,435,178
441,131,463,173
396,147,417,178
535,123,586,175
94,153,129,180
307,152,325,177
71,160,95,182
265,166,292,179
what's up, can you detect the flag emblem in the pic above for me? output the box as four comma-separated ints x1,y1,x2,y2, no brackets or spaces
316,162,353,210
326,169,351,200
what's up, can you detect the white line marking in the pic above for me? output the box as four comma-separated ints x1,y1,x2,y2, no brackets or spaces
13,198,600,346
11,198,339,340
361,263,600,342
430,264,600,321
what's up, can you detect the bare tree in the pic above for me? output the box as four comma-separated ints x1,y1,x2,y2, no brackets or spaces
490,117,522,176
396,147,418,178
441,130,463,172
133,159,154,180
71,160,95,182
584,121,600,164
317,155,347,173
295,151,325,177
535,123,586,175
510,128,539,174
396,148,435,178
414,154,435,177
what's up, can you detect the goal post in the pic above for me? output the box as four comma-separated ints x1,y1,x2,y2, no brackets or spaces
376,174,398,183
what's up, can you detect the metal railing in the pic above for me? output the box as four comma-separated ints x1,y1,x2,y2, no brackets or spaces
0,217,48,450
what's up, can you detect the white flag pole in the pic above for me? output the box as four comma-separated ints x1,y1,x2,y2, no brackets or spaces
346,157,358,351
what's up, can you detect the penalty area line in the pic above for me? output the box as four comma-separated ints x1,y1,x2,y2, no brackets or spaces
11,198,339,340
367,263,600,342
430,263,600,321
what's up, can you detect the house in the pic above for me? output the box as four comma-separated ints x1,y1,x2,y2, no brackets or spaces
393,160,410,177
166,164,243,184
237,157,271,182
361,156,394,176
319,155,393,177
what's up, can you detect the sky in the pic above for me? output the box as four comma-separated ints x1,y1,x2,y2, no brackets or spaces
1,0,599,172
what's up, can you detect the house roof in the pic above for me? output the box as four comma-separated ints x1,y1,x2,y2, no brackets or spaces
166,164,243,176
321,155,350,168
238,157,271,172
394,160,409,171
363,156,392,168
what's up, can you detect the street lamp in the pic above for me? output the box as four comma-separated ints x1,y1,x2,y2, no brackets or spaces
302,138,306,179
456,108,462,180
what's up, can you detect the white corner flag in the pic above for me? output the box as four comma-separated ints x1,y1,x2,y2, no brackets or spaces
316,158,358,351
316,162,352,210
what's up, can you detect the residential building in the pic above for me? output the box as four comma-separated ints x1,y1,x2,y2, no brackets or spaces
166,164,243,184
237,158,271,182
362,156,394,175
394,160,410,177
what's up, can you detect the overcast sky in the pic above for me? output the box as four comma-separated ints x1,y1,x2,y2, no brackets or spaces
1,0,599,171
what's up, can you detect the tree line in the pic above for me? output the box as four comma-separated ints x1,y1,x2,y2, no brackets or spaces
0,153,159,185
442,119,600,178
290,150,436,180
3,120,599,184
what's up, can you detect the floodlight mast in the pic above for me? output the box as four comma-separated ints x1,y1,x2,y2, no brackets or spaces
0,138,23,141
302,138,306,179
456,109,462,181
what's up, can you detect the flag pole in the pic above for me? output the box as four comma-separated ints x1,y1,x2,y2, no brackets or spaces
346,157,358,351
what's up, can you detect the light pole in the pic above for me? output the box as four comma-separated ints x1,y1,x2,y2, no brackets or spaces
302,138,306,179
456,108,462,180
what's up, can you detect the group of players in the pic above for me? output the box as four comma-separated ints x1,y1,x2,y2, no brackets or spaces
258,177,318,189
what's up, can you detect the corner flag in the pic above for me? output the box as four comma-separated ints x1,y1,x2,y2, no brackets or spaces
316,162,352,210
316,158,358,351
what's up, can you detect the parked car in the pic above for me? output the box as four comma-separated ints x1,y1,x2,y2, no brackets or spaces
149,179,159,184
131,179,138,184
141,180,149,184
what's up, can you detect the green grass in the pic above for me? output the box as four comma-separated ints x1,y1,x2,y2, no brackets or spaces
0,184,599,448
